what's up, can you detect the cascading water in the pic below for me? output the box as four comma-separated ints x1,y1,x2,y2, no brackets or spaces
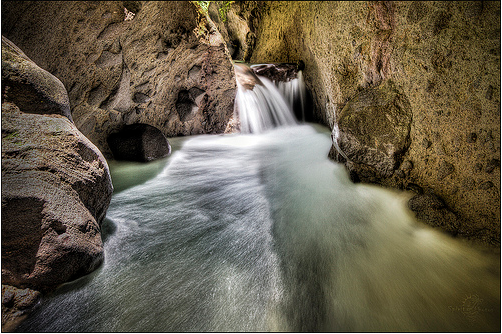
17,65,500,332
234,64,297,133
276,69,307,122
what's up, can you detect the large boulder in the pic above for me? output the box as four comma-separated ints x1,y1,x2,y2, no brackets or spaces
333,79,412,180
1,37,113,330
1,37,72,121
1,1,236,158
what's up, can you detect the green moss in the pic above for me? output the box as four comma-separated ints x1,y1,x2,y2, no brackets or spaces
2,131,19,140
217,1,234,22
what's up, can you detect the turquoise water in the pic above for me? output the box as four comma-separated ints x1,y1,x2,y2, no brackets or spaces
17,123,500,332
16,67,500,332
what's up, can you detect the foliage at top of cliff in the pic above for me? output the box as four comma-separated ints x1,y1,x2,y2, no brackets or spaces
194,1,234,22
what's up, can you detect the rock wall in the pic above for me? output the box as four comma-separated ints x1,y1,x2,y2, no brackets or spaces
1,36,113,331
248,1,500,246
1,1,236,158
208,1,261,62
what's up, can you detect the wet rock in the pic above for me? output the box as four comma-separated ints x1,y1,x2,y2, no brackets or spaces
1,38,113,330
234,63,263,90
1,285,41,332
334,80,412,179
248,1,500,246
408,193,460,235
107,124,171,162
251,63,300,82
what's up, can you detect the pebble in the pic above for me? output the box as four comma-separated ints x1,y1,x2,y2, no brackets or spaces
479,181,494,190
437,160,455,180
485,159,500,173
466,132,477,143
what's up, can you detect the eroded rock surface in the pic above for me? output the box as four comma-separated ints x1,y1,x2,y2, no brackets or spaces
1,37,113,331
2,1,236,158
251,63,301,83
209,1,260,61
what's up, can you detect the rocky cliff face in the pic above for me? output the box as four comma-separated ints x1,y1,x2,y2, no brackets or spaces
1,37,113,331
2,1,236,158
247,1,500,246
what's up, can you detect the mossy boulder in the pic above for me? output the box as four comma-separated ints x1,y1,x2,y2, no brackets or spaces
334,80,412,180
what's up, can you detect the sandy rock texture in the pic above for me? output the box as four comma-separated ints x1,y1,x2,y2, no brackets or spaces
1,37,113,331
2,1,236,158
333,79,413,180
247,1,500,246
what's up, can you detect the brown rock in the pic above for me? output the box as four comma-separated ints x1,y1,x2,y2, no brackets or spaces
1,37,113,330
334,79,412,180
2,1,236,157
408,193,460,236
234,63,263,90
1,104,112,291
248,1,500,246
251,63,300,82
208,1,260,61
1,285,41,332
1,36,71,121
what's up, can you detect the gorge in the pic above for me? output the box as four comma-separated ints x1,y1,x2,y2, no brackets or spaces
1,1,500,332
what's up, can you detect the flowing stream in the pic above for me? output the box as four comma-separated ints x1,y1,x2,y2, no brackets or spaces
18,67,500,332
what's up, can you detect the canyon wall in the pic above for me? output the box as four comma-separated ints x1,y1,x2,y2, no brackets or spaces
2,1,236,158
2,1,499,246
246,1,500,246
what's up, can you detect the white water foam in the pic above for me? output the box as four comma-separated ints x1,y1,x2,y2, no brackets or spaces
235,72,297,133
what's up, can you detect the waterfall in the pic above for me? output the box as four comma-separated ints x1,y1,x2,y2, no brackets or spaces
234,64,298,133
276,69,306,122
16,65,500,333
